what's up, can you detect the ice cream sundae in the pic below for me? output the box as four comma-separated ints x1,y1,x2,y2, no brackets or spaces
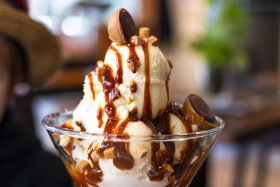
43,8,224,187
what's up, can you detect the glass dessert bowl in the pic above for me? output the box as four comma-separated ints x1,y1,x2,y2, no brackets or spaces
42,110,224,187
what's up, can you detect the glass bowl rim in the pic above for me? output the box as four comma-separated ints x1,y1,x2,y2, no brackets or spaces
42,110,225,142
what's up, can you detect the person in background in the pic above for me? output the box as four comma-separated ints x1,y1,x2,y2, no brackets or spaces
0,0,72,186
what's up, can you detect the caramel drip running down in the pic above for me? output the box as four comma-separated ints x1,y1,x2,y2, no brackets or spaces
88,72,95,100
96,64,119,134
127,42,139,73
97,107,103,128
100,118,135,170
142,40,152,118
95,46,135,171
87,142,103,184
103,124,133,170
108,45,123,84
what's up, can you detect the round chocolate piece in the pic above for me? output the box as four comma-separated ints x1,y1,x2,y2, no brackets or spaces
107,8,136,43
189,94,216,123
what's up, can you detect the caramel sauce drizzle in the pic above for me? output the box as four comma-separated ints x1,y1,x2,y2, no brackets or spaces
96,45,135,171
75,121,86,132
142,40,152,118
88,72,95,100
108,45,123,84
97,107,103,128
127,42,139,73
84,142,103,185
166,79,169,105
140,40,177,182
96,64,119,134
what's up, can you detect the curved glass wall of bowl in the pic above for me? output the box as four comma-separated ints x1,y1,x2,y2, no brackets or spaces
42,111,224,187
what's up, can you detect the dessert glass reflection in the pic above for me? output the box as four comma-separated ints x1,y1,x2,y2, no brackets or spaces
43,111,224,187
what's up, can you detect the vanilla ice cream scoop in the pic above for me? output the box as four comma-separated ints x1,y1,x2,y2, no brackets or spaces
104,41,171,120
73,33,171,133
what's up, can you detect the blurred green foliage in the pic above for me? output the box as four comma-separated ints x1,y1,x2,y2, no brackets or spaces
191,0,250,70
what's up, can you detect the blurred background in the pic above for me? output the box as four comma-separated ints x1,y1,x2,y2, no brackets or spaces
14,0,280,186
